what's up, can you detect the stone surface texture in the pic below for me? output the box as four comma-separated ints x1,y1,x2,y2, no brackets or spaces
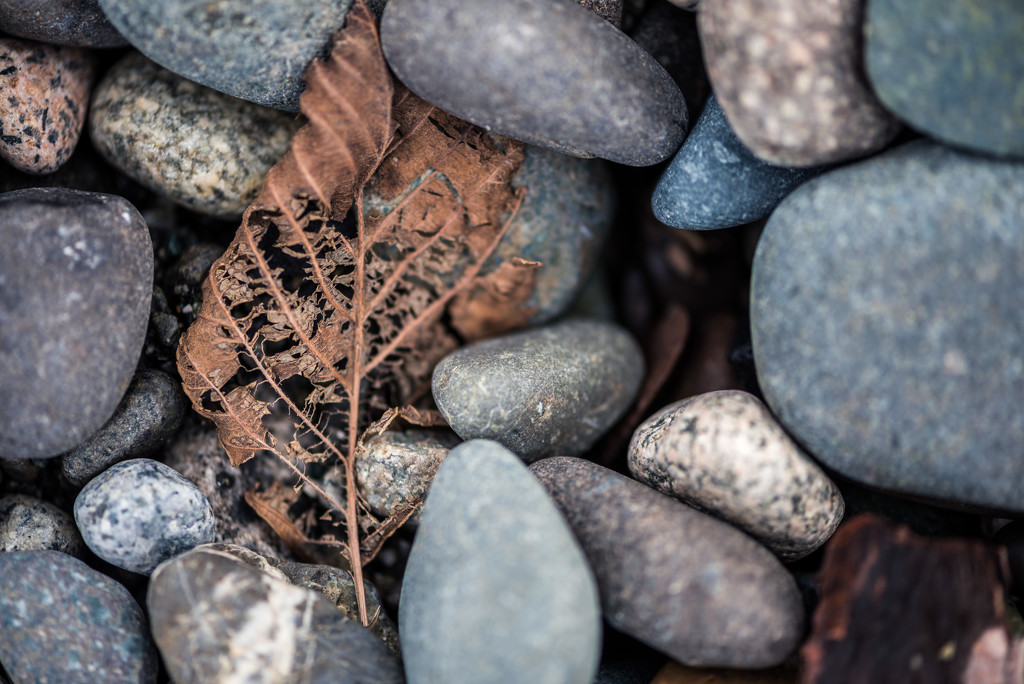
0,0,127,47
0,493,85,556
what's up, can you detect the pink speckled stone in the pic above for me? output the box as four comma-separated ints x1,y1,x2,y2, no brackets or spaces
0,38,94,174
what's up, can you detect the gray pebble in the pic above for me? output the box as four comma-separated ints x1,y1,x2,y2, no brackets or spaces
381,0,687,166
432,319,644,462
400,440,601,684
0,0,126,47
530,457,805,668
0,188,152,460
74,458,216,574
0,494,85,556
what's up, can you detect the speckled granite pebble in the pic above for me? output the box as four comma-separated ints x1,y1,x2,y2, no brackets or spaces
629,391,844,560
74,458,216,574
433,319,644,462
530,457,804,667
578,0,622,25
0,550,157,683
381,0,687,166
0,0,126,47
0,38,94,174
699,0,900,166
89,52,301,217
0,493,85,556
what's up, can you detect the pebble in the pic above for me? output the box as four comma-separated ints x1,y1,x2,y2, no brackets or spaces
751,141,1024,513
865,0,1024,159
400,440,602,684
381,0,687,166
0,188,153,460
62,369,186,486
0,493,85,556
89,52,301,217
698,0,900,166
432,319,644,462
0,38,94,174
148,545,405,683
74,458,217,574
0,550,158,683
629,391,844,560
652,96,827,230
0,0,127,47
530,457,805,667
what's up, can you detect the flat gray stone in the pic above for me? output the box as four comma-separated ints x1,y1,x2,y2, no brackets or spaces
0,188,152,460
751,140,1024,513
0,494,85,556
400,440,601,684
0,0,126,47
530,457,805,668
381,0,687,166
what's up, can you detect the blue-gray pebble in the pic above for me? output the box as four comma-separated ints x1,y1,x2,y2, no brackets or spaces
0,550,158,683
0,0,126,47
752,141,1024,513
653,96,827,230
400,440,601,684
74,458,216,574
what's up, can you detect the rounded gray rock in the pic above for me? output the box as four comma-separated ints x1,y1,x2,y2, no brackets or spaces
0,493,85,556
381,0,687,166
0,188,153,460
0,0,127,47
400,440,601,684
752,141,1024,513
74,458,217,574
432,319,644,462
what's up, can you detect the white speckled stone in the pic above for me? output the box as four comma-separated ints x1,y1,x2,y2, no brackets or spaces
0,493,85,557
629,390,844,560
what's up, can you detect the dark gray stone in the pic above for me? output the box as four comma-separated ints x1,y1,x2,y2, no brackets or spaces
529,457,805,668
432,319,644,462
400,440,601,684
381,0,687,166
751,141,1024,513
0,550,157,683
865,0,1024,159
62,370,186,486
148,546,405,683
0,0,126,47
0,188,153,460
653,96,827,230
0,493,84,556
578,0,622,25
74,458,216,574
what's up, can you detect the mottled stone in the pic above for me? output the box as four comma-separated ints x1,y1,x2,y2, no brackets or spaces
0,0,126,47
62,370,186,486
699,0,900,166
74,458,216,574
751,141,1024,513
432,319,644,462
653,96,827,230
0,188,153,460
0,550,157,683
866,0,1024,159
530,457,805,667
0,38,94,174
629,391,844,560
89,52,301,217
381,0,687,166
0,494,84,556
578,0,622,25
401,440,601,684
148,546,405,683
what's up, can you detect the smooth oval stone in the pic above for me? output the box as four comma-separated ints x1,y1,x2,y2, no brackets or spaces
400,440,601,684
628,391,844,560
148,545,404,683
866,0,1024,159
0,550,158,683
0,188,152,460
653,96,827,230
74,458,216,574
751,141,1024,513
0,493,85,556
0,0,126,47
698,0,900,166
0,38,94,174
432,319,644,462
530,457,805,668
89,52,300,217
381,0,687,166
62,369,187,486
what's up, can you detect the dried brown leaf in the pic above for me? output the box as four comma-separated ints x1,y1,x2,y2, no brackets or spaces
450,256,541,341
243,483,315,561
